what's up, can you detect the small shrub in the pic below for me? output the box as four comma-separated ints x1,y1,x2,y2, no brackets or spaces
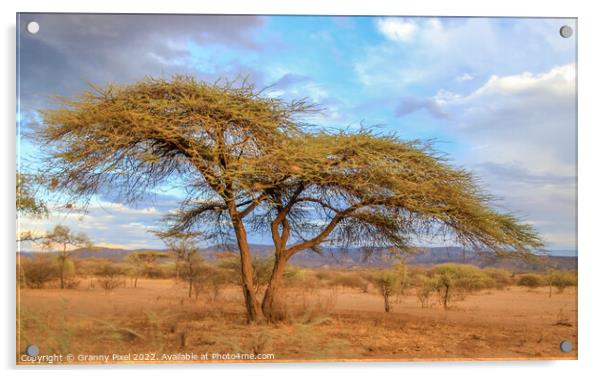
332,272,369,292
414,274,437,308
372,270,399,312
21,255,60,288
192,265,229,300
429,264,496,309
484,268,514,289
518,274,542,288
270,288,337,324
549,271,577,293
95,264,125,293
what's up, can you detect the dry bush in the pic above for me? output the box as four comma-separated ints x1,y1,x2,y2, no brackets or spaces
483,268,515,289
292,270,323,292
95,264,125,293
20,255,60,288
62,277,81,289
517,274,543,289
192,265,229,301
314,269,338,283
549,271,577,293
413,274,438,308
332,272,370,292
269,288,337,324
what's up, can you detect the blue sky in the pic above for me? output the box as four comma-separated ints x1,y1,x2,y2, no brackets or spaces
17,14,577,251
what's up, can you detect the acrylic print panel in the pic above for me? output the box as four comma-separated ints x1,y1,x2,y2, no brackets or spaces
16,13,577,364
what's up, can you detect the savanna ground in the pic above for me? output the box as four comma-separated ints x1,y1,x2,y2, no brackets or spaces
17,269,577,364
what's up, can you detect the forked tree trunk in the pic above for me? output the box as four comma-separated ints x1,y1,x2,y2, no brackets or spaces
261,254,289,322
230,213,262,323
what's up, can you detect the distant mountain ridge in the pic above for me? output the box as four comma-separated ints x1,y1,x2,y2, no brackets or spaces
19,244,577,271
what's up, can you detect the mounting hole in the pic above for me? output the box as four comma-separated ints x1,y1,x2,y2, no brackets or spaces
559,340,573,353
26,21,40,34
559,25,573,39
25,344,39,357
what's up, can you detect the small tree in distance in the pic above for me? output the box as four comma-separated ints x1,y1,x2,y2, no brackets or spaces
156,232,204,298
40,225,90,289
372,270,399,313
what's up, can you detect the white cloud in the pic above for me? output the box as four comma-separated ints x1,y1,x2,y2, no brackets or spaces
376,18,418,42
86,201,159,216
357,18,575,92
456,73,473,82
18,200,164,251
432,64,577,249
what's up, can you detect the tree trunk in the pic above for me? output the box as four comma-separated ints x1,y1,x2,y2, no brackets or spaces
384,293,391,312
59,262,65,289
261,254,289,322
230,213,262,323
443,285,450,309
59,246,66,289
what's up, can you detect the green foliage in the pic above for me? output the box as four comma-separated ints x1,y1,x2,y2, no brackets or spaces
218,254,275,292
483,268,515,289
372,269,399,312
16,172,48,217
517,274,543,288
547,271,577,292
428,264,496,308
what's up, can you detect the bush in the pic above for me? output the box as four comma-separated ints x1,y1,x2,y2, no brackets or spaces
429,264,496,308
549,271,577,293
372,270,399,312
218,254,273,292
192,265,229,300
517,274,542,288
269,287,337,324
332,272,369,292
483,268,514,289
95,263,125,293
413,274,437,308
21,255,60,288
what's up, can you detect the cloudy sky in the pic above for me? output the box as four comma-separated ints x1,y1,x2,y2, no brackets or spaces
17,14,577,251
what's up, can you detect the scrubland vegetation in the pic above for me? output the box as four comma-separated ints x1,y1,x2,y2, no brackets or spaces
19,253,577,305
17,253,577,362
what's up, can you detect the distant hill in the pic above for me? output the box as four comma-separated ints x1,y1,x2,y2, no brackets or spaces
19,244,577,271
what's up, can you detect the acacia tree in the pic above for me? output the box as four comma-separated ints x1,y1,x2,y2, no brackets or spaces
125,252,165,288
40,225,90,289
36,77,312,322
16,171,48,217
237,131,544,321
17,171,49,242
38,76,543,323
156,232,204,298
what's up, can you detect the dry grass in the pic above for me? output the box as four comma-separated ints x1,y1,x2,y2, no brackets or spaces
17,278,577,364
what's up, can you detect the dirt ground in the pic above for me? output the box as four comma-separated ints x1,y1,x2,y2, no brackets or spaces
17,279,577,364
